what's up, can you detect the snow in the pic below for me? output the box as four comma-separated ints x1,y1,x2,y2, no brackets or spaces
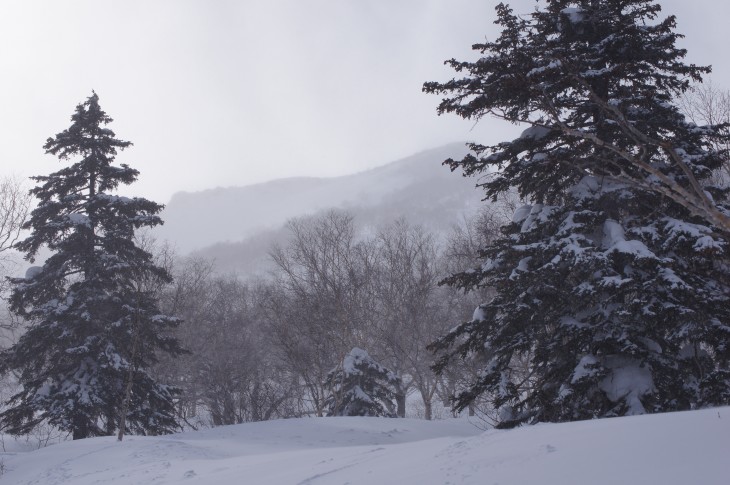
67,213,90,227
96,194,133,204
661,217,725,252
678,343,710,360
509,256,532,280
472,305,486,322
24,266,43,279
602,219,656,259
519,125,552,139
2,408,729,484
571,354,599,383
599,275,632,287
519,204,557,233
611,240,654,258
601,219,624,248
599,356,655,415
568,175,631,202
342,347,373,375
662,217,709,239
561,7,586,24
526,60,562,77
659,267,687,289
511,204,532,223
582,66,615,78
638,337,663,354
352,385,374,404
694,235,724,252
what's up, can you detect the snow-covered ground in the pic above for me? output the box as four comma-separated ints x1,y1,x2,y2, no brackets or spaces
2,407,728,484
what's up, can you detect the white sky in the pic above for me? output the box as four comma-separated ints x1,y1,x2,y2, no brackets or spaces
1,0,727,203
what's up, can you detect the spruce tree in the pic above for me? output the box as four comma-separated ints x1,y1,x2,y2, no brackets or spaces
425,0,730,427
325,348,400,417
0,93,183,439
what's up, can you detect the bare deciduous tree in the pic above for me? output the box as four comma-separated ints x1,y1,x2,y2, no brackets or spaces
679,81,730,186
157,257,299,426
0,175,31,295
154,208,514,423
371,219,445,419
266,210,375,416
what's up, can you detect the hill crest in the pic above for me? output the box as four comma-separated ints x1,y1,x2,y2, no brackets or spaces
157,143,481,255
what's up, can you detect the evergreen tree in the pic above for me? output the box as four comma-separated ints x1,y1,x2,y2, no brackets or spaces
0,93,183,439
325,348,400,417
425,1,730,427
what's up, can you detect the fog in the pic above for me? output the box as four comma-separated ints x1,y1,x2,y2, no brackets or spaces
1,0,727,204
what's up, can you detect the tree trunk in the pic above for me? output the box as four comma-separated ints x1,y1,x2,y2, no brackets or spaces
117,363,136,441
72,415,89,440
396,391,406,418
118,292,142,442
424,399,433,421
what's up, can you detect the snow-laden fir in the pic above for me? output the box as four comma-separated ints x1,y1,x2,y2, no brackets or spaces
424,0,730,426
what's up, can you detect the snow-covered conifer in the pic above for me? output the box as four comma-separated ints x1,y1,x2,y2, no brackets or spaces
325,348,401,417
425,0,730,426
0,93,183,439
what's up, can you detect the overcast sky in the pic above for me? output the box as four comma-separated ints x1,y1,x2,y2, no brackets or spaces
1,0,727,203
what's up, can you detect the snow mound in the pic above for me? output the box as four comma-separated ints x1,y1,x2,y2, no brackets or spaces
2,408,729,484
24,266,43,279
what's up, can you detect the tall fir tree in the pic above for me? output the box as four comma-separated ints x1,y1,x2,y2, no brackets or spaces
0,93,183,439
425,0,730,427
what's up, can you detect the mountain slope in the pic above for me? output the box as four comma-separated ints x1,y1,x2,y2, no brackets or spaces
3,407,728,484
157,143,482,254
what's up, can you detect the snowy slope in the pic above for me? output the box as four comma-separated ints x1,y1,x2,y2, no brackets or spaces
3,407,729,484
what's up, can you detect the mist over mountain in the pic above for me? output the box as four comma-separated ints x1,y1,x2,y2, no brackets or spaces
157,143,486,273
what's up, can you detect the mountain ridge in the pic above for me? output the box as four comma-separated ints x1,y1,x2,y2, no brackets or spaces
156,143,483,263
165,142,470,201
